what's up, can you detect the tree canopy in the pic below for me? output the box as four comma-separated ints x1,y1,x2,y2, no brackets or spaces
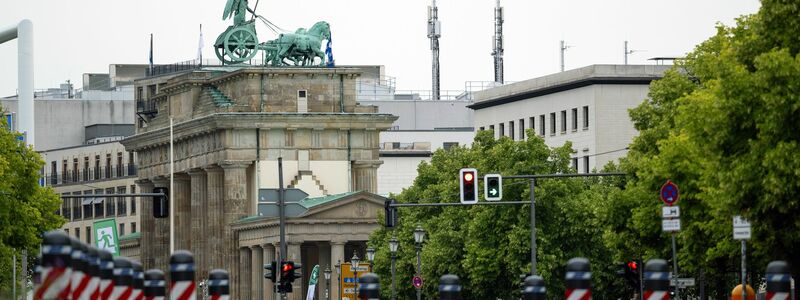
0,109,64,297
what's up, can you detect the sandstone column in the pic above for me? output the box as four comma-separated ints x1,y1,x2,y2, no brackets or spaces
187,168,208,279
252,245,264,300
173,174,191,251
135,179,155,270
239,247,252,299
221,161,250,299
330,241,346,300
204,165,224,271
151,177,170,272
287,242,303,300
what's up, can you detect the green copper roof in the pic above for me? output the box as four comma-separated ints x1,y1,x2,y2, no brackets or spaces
298,191,362,209
119,232,141,241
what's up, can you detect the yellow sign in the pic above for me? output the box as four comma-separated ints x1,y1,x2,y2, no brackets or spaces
339,262,371,300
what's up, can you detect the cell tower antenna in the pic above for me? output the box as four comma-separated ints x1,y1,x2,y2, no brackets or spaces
428,0,441,100
492,0,504,84
624,41,645,65
560,40,573,72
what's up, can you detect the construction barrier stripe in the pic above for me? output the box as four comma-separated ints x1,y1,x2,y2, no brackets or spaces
170,281,196,300
438,284,461,292
208,279,229,286
41,245,72,255
169,263,195,272
767,274,791,282
565,271,592,280
114,268,134,276
35,267,67,300
767,292,790,300
645,290,669,300
644,272,670,280
144,280,166,287
566,289,591,300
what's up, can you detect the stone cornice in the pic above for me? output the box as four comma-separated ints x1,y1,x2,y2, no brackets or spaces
232,217,377,233
122,113,398,151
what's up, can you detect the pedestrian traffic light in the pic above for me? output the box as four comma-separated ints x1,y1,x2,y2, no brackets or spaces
484,174,502,201
617,260,641,293
459,168,478,204
152,187,169,218
385,199,398,228
264,261,277,282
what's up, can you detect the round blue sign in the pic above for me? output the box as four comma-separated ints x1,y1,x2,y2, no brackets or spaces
660,180,679,205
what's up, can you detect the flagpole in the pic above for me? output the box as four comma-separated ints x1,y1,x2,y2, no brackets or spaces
198,24,203,66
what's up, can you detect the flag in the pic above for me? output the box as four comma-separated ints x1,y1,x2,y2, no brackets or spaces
197,24,204,64
325,34,335,67
149,34,154,74
306,265,319,300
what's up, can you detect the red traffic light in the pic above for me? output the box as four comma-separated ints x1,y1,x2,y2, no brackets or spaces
463,172,474,182
627,261,637,270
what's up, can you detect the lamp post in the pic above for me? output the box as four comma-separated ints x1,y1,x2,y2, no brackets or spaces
324,265,331,300
352,251,361,300
414,225,426,300
334,260,341,300
366,247,375,273
388,237,399,300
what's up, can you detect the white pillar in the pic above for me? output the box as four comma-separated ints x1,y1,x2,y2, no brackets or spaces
0,20,34,147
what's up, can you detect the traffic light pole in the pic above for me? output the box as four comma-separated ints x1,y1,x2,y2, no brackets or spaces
529,179,537,276
278,157,288,300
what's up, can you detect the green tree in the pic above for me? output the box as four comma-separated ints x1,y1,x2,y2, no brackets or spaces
0,108,64,297
605,1,800,298
369,130,628,299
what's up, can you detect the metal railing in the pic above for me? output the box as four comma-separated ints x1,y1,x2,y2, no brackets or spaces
44,165,137,186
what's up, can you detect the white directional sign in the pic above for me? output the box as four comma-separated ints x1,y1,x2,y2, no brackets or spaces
662,219,681,232
662,206,680,218
733,216,752,240
670,278,696,288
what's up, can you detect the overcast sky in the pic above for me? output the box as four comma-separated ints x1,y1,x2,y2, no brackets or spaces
0,0,760,96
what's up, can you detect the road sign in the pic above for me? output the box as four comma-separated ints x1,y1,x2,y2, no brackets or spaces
660,180,679,206
339,262,370,300
93,219,119,256
484,174,502,201
662,206,680,218
412,276,423,288
662,219,681,232
670,278,696,288
733,216,752,240
257,202,308,218
258,188,309,203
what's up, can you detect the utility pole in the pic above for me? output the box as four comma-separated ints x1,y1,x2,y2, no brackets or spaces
492,0,504,84
428,0,441,100
278,157,288,300
560,40,572,72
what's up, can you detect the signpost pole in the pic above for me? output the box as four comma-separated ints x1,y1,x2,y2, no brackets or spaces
741,240,746,300
671,232,679,300
278,157,287,300
529,179,537,276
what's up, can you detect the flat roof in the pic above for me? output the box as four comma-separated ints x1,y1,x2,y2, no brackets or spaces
468,64,670,110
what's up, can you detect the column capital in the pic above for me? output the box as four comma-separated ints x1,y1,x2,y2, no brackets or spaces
186,168,206,176
203,164,223,173
219,160,252,169
173,173,190,182
151,176,168,186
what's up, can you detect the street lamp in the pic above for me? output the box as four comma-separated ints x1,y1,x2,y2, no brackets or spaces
335,260,341,300
414,225,426,300
366,247,375,272
324,265,331,300
389,237,399,300
352,251,361,300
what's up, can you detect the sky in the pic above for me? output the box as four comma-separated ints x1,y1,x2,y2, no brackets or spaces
0,0,761,97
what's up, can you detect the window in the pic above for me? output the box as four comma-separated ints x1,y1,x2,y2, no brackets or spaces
83,157,89,181
131,222,137,234
72,158,78,182
85,226,91,244
560,110,567,133
62,195,71,220
549,113,556,135
298,90,307,98
50,161,57,185
75,228,80,240
65,228,69,235
509,121,515,140
443,142,459,150
117,186,127,216
72,193,82,219
129,185,136,215
118,187,127,216
571,108,578,131
489,125,495,134
119,223,125,236
94,155,100,180
106,188,116,216
529,117,535,134
479,126,485,131
105,154,112,179
499,123,505,137
583,106,589,128
83,190,93,219
583,156,590,173
62,160,68,182
539,115,545,136
519,119,525,139
572,158,578,171
297,90,308,113
116,152,123,177
128,152,135,175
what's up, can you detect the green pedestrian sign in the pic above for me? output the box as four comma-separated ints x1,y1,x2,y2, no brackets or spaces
93,219,119,256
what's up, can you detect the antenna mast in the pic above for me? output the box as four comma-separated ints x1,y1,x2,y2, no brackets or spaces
559,40,572,72
492,0,504,84
428,0,441,100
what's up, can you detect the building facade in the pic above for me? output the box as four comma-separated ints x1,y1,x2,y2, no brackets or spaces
121,66,397,299
470,65,670,172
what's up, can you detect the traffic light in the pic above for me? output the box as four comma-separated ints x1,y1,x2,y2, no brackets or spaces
617,260,641,293
385,199,398,228
153,187,169,218
484,174,502,201
278,261,302,293
264,261,277,282
459,168,478,204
